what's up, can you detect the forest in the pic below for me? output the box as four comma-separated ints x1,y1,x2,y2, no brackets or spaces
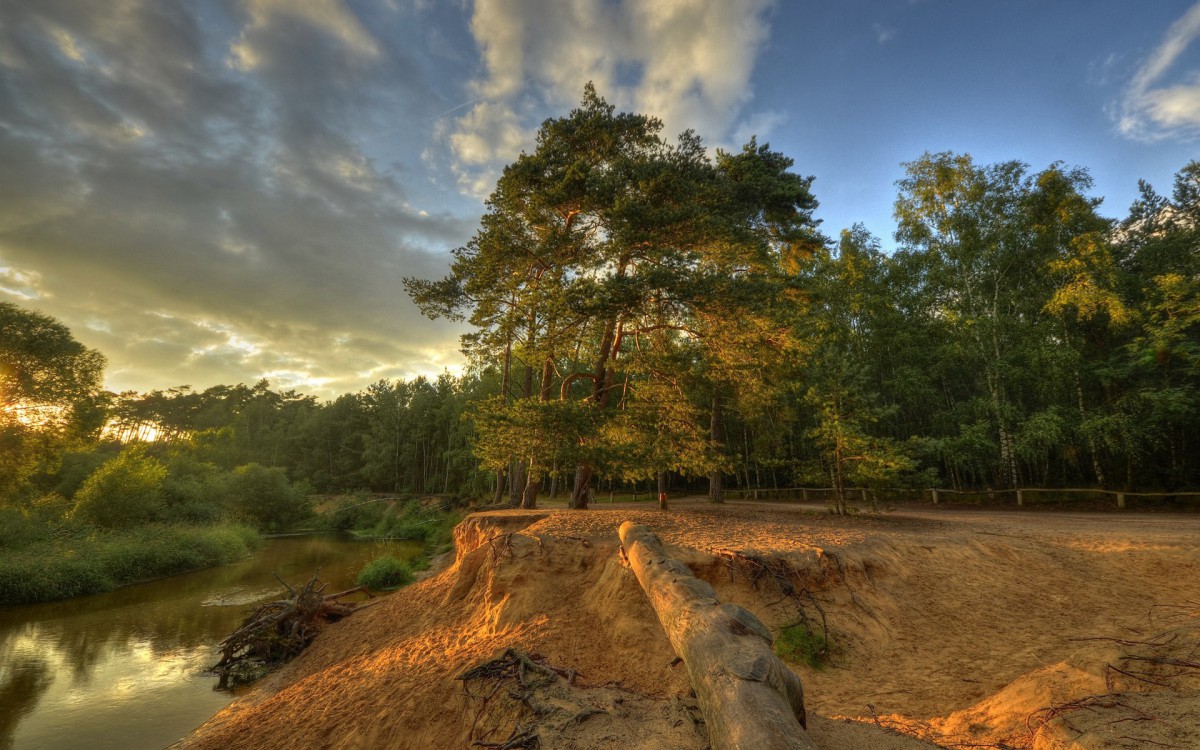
2,88,1198,532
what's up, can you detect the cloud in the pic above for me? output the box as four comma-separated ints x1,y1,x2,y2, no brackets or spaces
447,0,778,197
0,0,476,399
872,23,896,45
1116,2,1200,141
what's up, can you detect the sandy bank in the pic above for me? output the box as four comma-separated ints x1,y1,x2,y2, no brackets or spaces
181,501,1200,750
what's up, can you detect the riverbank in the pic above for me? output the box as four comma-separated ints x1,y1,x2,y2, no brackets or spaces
180,500,1200,750
0,523,260,606
0,534,425,750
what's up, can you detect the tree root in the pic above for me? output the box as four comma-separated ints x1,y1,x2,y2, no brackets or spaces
1025,613,1200,746
211,571,370,688
713,547,831,665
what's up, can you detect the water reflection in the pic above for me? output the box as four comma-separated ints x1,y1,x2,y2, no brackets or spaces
0,536,421,750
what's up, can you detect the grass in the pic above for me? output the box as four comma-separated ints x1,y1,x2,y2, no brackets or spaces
355,555,413,590
774,623,829,669
0,523,261,606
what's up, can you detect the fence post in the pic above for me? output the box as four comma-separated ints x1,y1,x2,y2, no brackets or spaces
801,488,809,503
1116,492,1126,509
931,488,939,505
1016,488,1024,506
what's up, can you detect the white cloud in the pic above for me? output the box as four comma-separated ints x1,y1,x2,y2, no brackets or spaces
228,0,381,71
448,0,777,197
1116,2,1200,141
0,265,44,301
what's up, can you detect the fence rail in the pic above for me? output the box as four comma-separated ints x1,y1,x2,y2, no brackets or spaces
726,485,1200,510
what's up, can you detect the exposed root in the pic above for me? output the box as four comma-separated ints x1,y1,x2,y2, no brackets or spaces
457,649,585,747
211,572,370,688
713,547,831,664
1024,613,1200,747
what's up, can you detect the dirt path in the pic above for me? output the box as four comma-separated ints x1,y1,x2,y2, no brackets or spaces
181,500,1200,750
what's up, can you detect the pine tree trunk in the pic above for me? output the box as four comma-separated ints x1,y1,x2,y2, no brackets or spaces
709,396,724,503
521,461,538,509
509,460,525,508
570,464,592,509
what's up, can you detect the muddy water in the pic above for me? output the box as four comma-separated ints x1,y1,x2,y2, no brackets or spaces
0,535,422,750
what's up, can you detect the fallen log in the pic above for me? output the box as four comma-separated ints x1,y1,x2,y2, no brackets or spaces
618,521,816,750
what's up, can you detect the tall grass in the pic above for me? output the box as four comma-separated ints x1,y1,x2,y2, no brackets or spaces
0,523,260,606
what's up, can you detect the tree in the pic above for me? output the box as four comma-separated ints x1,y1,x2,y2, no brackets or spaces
0,302,107,500
1110,161,1200,487
406,87,819,508
799,227,913,513
893,154,1111,489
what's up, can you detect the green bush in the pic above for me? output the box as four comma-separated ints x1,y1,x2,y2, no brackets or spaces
227,463,312,532
0,506,50,548
161,468,227,524
368,500,458,545
0,522,261,606
355,555,413,590
52,446,120,499
774,623,828,669
71,447,168,528
30,492,72,523
314,491,389,533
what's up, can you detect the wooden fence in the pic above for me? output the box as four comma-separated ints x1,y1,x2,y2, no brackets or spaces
725,485,1200,510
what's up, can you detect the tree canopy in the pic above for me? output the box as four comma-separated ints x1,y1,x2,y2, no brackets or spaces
406,85,821,508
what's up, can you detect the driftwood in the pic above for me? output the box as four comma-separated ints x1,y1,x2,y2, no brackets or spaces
211,572,370,687
618,521,816,750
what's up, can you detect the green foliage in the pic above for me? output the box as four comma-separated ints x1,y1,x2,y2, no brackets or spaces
226,463,312,532
0,523,260,605
71,447,168,528
0,301,106,413
0,505,52,547
472,396,594,489
774,623,828,669
354,555,413,590
368,501,458,546
0,302,108,500
405,86,818,505
313,491,384,532
51,444,121,499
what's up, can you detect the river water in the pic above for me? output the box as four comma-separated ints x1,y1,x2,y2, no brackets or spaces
0,535,422,750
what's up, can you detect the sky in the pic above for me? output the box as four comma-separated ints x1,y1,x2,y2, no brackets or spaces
2,0,1199,401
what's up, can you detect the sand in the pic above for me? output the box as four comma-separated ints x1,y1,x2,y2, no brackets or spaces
181,500,1200,750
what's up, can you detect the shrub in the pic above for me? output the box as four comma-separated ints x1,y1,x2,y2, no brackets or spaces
52,446,120,499
315,491,388,533
161,465,228,524
355,555,412,590
227,463,312,532
30,492,72,523
0,506,50,548
0,522,261,605
71,447,167,528
369,500,458,544
774,623,828,669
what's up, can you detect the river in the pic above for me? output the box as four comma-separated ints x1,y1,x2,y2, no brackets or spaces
0,535,423,750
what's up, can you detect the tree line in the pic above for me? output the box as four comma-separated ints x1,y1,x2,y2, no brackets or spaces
406,88,1200,511
2,87,1197,518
